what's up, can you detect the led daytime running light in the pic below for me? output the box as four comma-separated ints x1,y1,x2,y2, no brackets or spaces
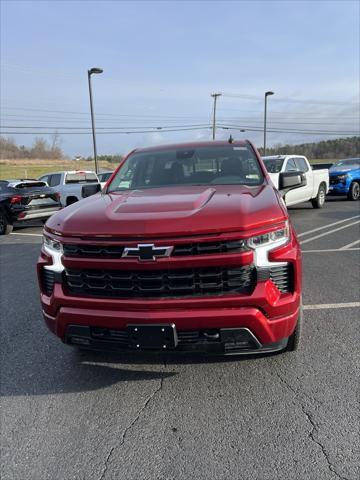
247,224,289,249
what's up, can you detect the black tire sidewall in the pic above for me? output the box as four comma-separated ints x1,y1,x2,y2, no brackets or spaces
348,181,360,201
312,184,326,208
0,210,8,235
287,297,303,351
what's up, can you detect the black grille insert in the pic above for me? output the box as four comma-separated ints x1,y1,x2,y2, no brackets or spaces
269,264,293,293
42,268,55,296
63,240,247,258
64,265,256,298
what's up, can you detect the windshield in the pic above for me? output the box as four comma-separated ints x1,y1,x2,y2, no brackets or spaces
333,158,360,168
262,158,285,173
108,145,264,192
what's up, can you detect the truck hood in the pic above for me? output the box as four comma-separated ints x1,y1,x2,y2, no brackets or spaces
47,184,286,238
329,167,355,174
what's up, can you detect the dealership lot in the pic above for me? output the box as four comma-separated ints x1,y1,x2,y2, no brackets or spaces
1,197,359,480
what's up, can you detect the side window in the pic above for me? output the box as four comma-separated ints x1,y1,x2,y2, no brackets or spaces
295,158,309,172
39,175,49,184
49,174,61,187
285,158,298,172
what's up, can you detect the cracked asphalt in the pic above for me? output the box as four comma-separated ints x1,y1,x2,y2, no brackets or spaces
1,196,359,480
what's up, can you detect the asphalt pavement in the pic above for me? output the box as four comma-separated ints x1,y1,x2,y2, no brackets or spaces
0,195,359,480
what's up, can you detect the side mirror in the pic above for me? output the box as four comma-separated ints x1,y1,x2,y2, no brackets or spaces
278,172,306,197
82,183,101,198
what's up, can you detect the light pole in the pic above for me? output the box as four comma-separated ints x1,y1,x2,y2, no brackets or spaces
211,92,222,140
263,91,274,156
88,67,103,174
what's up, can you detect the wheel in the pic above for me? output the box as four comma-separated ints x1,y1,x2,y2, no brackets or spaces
0,210,13,235
347,181,360,201
66,197,78,206
311,184,326,208
286,300,303,352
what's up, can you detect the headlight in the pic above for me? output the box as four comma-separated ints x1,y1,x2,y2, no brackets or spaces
43,235,63,253
247,223,289,249
42,234,64,273
337,174,348,184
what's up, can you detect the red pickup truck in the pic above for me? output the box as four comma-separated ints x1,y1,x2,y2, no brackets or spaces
38,141,304,355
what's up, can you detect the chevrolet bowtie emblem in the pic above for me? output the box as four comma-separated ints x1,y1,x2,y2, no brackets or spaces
122,243,174,261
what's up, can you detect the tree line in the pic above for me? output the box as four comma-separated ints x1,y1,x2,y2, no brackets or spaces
1,135,359,161
258,136,359,159
0,135,64,160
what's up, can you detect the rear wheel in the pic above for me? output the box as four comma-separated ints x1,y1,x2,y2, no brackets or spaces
347,181,360,201
0,210,13,235
286,300,303,352
66,197,78,206
311,184,326,208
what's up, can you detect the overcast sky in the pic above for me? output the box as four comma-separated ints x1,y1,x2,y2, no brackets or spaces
1,0,359,157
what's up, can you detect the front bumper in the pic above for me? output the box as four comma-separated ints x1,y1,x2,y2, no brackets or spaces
38,232,302,354
328,181,350,195
63,323,290,355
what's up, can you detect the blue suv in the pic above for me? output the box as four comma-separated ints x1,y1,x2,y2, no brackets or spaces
329,158,360,201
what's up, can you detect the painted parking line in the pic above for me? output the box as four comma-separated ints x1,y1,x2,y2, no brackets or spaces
299,220,360,245
304,302,360,310
298,215,360,238
339,239,360,250
10,232,43,237
302,248,360,253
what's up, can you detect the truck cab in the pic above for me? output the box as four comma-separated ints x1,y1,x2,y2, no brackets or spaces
38,170,99,207
263,155,329,208
328,158,360,200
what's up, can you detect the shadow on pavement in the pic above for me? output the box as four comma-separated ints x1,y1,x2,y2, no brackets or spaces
0,350,177,397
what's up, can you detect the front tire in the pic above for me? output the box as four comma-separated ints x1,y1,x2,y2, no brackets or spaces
0,210,13,235
347,181,360,201
311,184,326,208
286,300,303,351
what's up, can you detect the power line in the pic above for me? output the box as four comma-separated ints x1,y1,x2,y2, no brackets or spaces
222,93,359,106
0,126,213,135
218,124,358,135
0,123,211,130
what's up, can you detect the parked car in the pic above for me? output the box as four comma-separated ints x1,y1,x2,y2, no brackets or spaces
97,171,113,189
328,158,360,200
0,180,61,235
262,155,329,208
38,170,100,207
38,140,304,356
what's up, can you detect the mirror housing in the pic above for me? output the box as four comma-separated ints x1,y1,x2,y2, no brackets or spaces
279,171,306,195
81,183,101,198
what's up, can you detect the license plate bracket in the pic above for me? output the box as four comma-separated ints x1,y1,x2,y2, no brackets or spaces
126,324,178,350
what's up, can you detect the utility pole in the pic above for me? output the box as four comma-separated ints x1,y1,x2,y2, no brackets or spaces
263,91,274,156
211,92,222,140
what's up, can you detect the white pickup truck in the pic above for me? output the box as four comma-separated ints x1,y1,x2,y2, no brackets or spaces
38,170,100,207
262,155,329,208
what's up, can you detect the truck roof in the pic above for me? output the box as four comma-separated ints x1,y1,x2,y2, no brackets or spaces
262,155,306,160
41,170,97,175
134,140,249,154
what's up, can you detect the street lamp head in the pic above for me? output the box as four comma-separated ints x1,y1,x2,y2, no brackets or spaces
265,91,274,97
88,67,103,75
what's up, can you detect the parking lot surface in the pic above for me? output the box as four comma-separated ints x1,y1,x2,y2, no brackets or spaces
1,196,359,480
